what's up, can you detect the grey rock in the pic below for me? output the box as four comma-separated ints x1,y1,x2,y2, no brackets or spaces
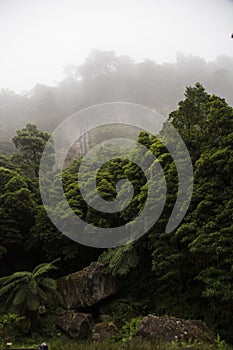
137,315,214,343
91,321,118,342
57,262,118,309
98,314,110,322
56,310,93,339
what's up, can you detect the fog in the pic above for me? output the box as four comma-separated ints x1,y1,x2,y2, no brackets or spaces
1,50,233,141
0,0,233,148
0,0,233,92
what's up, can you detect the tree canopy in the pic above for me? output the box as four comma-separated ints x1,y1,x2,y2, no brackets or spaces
1,83,233,342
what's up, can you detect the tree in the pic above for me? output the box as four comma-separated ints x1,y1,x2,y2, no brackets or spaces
148,84,233,341
168,82,209,161
0,166,35,271
12,124,50,177
0,259,61,332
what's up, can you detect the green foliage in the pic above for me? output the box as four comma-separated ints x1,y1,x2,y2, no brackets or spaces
98,243,140,276
0,312,24,343
0,260,61,332
214,334,230,350
148,83,233,342
0,166,35,265
105,297,149,328
12,123,50,178
1,84,233,345
118,316,143,342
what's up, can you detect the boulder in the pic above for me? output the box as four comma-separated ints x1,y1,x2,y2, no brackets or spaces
58,262,118,309
91,321,118,342
137,315,214,343
98,314,110,322
56,310,93,339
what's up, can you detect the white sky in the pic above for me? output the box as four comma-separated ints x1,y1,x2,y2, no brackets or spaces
0,0,233,93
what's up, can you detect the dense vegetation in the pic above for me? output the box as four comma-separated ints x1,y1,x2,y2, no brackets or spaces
0,82,233,348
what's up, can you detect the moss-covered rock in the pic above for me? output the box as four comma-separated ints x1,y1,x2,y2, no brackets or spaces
137,315,214,343
57,262,118,309
91,321,118,342
56,310,93,339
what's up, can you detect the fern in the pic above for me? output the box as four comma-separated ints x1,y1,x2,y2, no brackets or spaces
28,279,38,294
12,286,28,306
37,287,48,303
0,272,31,286
0,259,61,321
0,278,27,297
33,258,60,277
99,243,140,277
26,293,40,311
40,277,57,290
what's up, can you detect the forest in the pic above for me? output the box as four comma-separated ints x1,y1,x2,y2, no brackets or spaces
0,52,233,349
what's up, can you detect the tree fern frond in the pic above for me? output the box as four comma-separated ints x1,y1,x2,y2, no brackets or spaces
109,248,125,274
37,287,47,303
28,279,38,294
0,278,27,297
0,272,31,286
40,277,57,290
98,249,115,265
0,260,59,316
51,289,64,306
13,285,28,306
4,289,17,311
99,243,140,277
26,293,40,311
33,259,60,278
126,249,140,268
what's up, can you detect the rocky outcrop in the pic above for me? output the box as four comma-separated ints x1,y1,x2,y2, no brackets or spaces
56,310,93,339
57,262,118,309
56,263,215,344
91,321,118,342
137,315,214,343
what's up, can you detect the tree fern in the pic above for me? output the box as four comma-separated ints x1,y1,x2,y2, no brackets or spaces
28,279,38,294
0,272,31,286
0,279,27,297
40,277,57,290
13,286,28,306
98,243,140,277
32,258,59,278
37,287,48,303
26,293,40,311
0,259,61,330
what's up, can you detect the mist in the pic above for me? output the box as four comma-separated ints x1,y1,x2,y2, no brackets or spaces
1,50,233,143
0,0,233,92
1,0,233,147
